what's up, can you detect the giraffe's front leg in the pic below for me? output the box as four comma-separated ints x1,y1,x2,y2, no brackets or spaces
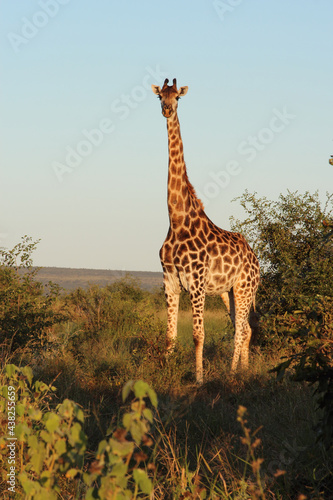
190,287,206,384
164,275,180,352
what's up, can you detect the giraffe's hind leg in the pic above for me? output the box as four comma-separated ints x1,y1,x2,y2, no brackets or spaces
163,272,181,352
221,292,230,314
230,286,254,372
222,290,250,371
240,321,252,368
221,291,235,327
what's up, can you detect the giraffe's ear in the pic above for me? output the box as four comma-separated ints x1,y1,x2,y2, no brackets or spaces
151,85,161,95
178,86,188,97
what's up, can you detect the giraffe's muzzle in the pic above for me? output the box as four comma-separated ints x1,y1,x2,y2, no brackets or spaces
162,105,173,118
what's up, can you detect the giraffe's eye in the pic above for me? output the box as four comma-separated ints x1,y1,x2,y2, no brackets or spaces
176,96,180,101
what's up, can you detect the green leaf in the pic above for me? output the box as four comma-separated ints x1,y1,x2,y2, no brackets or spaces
133,380,150,399
34,381,49,394
130,420,146,446
16,403,25,416
30,442,46,474
5,364,17,378
58,398,75,419
19,472,37,495
28,434,38,449
143,408,153,423
28,407,43,420
147,387,158,408
110,461,128,479
109,438,134,457
65,468,81,479
99,475,130,499
55,438,67,456
122,413,133,431
97,439,109,456
75,407,85,424
84,486,96,499
122,380,134,402
40,470,55,489
44,412,61,432
133,468,153,494
40,430,53,443
15,422,30,440
69,421,83,443
21,366,33,385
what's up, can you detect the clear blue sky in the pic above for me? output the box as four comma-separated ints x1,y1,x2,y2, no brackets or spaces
1,1,332,272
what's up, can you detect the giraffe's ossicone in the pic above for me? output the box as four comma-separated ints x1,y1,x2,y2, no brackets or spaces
152,78,260,384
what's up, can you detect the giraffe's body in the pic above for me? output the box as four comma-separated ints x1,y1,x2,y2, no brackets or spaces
152,79,260,383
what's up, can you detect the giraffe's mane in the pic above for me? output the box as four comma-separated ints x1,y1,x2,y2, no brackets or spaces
184,169,205,211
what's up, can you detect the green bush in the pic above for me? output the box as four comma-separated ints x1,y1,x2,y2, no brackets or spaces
230,191,333,450
230,190,333,339
272,296,333,449
84,380,157,499
65,277,153,334
0,364,157,499
0,236,64,352
0,364,86,499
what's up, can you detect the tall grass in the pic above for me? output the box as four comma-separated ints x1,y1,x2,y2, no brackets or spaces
2,281,332,499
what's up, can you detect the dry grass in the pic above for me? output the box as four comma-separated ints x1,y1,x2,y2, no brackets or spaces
4,306,333,499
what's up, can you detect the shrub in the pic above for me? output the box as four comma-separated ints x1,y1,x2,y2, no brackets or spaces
272,296,333,449
0,364,157,499
84,380,157,499
230,190,333,340
0,236,64,352
0,364,86,498
65,278,149,334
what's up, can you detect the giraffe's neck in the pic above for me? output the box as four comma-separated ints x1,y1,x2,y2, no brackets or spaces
166,112,203,229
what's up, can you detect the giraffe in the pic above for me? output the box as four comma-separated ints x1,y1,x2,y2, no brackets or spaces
152,78,260,384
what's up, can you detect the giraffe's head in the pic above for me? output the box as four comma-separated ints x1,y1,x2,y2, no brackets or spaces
152,78,188,118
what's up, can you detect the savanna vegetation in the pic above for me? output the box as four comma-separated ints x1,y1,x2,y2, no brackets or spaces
0,191,332,499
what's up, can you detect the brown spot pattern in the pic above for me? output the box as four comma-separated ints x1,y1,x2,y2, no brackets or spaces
154,78,260,383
